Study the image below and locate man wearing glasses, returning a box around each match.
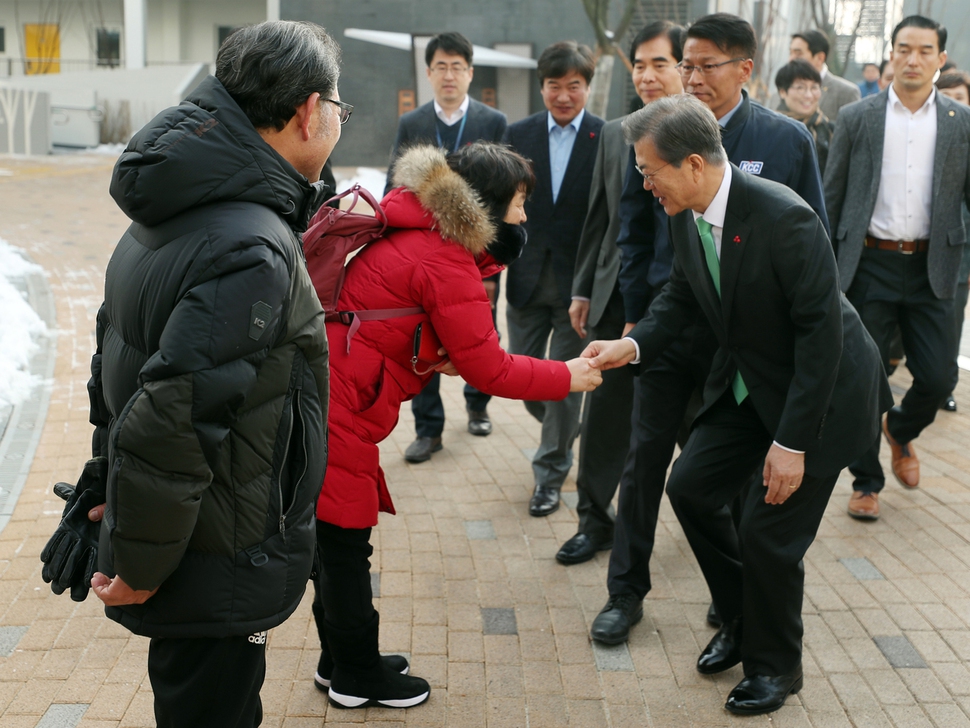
[589,13,828,647]
[385,31,508,463]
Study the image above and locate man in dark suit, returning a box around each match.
[503,42,605,517]
[384,32,508,463]
[585,94,891,716]
[555,21,685,565]
[590,13,829,646]
[825,15,970,520]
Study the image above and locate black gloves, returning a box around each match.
[40,457,107,602]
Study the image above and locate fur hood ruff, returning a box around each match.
[391,145,496,255]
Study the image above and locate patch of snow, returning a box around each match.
[335,167,388,202]
[0,238,48,408]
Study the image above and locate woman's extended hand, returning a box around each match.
[565,358,603,392]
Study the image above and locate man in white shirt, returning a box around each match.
[384,32,508,463]
[824,15,970,519]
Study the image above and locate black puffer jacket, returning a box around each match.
[89,75,330,638]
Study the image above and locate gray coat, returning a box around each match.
[824,88,970,299]
[819,72,861,121]
[570,117,629,329]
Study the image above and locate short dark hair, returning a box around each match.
[629,20,685,65]
[941,60,956,74]
[686,13,757,61]
[775,59,822,92]
[792,29,829,59]
[891,15,947,53]
[537,41,596,84]
[863,62,880,72]
[447,142,536,224]
[425,32,473,67]
[216,21,340,132]
[880,59,890,74]
[937,70,970,97]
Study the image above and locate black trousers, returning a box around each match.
[148,634,266,728]
[666,392,839,677]
[574,286,634,540]
[846,249,957,492]
[411,275,499,437]
[607,319,715,599]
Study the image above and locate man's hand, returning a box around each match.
[621,322,636,337]
[569,300,590,338]
[762,445,805,505]
[91,573,159,606]
[581,339,637,370]
[483,279,497,309]
[432,348,459,376]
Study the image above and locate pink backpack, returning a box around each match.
[303,184,424,352]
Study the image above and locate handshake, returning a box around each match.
[565,337,640,392]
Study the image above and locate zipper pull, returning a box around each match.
[279,515,285,534]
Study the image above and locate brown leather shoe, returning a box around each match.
[883,417,919,488]
[848,491,880,520]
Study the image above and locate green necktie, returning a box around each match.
[696,217,748,404]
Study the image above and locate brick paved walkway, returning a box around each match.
[1,153,969,727]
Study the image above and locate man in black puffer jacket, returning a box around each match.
[85,21,341,727]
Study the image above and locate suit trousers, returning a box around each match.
[574,285,634,540]
[846,249,957,492]
[411,276,499,437]
[148,633,266,728]
[607,320,714,599]
[666,391,839,677]
[506,259,586,490]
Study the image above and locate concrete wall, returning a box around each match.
[284,0,638,167]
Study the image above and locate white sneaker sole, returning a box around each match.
[327,687,429,709]
[314,663,410,690]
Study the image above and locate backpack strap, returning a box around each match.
[331,307,425,353]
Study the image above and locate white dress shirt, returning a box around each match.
[868,85,937,241]
[434,95,470,126]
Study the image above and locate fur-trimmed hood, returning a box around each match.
[386,145,496,255]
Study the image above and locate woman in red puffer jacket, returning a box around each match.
[312,143,602,710]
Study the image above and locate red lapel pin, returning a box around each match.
[590,132,596,138]
[733,235,741,243]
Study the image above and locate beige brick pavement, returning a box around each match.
[0,154,969,727]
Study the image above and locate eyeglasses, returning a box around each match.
[430,63,470,76]
[676,57,748,77]
[788,83,821,95]
[634,160,672,183]
[324,98,354,125]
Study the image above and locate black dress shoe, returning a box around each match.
[467,409,493,436]
[555,532,613,565]
[404,436,442,463]
[725,670,803,715]
[528,485,560,517]
[590,594,643,644]
[697,616,742,674]
[942,395,957,412]
[706,602,722,628]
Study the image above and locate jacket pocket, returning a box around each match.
[947,225,967,246]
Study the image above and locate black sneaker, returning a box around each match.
[314,653,410,691]
[328,662,430,709]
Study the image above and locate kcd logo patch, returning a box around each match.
[739,161,764,175]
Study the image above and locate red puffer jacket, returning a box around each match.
[318,147,571,529]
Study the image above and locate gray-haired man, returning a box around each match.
[585,94,890,715]
[82,21,339,727]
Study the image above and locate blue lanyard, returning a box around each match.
[436,111,468,152]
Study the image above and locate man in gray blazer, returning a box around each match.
[384,32,508,463]
[825,15,970,520]
[556,21,684,565]
[770,29,860,121]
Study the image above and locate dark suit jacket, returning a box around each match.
[824,89,970,299]
[385,98,507,195]
[630,166,891,477]
[571,116,628,328]
[504,110,606,308]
